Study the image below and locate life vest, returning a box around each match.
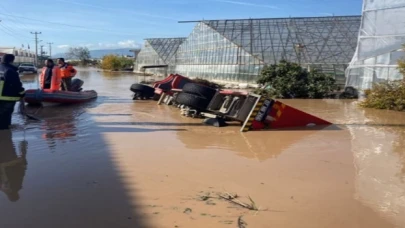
[39,67,62,91]
[59,63,77,79]
[0,63,25,101]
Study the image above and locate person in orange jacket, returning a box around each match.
[39,59,62,91]
[57,58,77,91]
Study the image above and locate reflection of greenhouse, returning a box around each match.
[135,16,362,84]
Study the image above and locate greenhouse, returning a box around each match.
[134,37,186,75]
[173,16,362,84]
[346,0,405,91]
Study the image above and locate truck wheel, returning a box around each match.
[130,83,155,97]
[182,83,217,100]
[175,92,210,110]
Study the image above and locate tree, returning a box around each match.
[257,60,309,98]
[256,60,337,98]
[100,54,133,71]
[65,47,91,65]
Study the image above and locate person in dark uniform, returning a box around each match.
[0,130,27,202]
[0,54,25,130]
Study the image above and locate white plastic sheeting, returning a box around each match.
[346,0,405,90]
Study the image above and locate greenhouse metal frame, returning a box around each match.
[134,37,186,75]
[346,0,405,91]
[174,16,361,84]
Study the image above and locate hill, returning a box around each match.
[54,48,135,59]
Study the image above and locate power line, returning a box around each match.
[0,2,31,31]
[0,12,173,37]
[0,20,31,39]
[0,13,91,29]
[0,19,30,45]
[31,31,41,66]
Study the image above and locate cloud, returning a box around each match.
[210,0,279,9]
[57,40,140,50]
[96,43,113,48]
[117,40,141,48]
[57,45,69,49]
[66,40,142,50]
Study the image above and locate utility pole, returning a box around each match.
[31,31,41,66]
[40,45,44,59]
[47,42,53,58]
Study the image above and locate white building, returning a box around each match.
[0,47,36,64]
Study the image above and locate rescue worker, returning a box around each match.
[39,59,62,90]
[0,54,25,130]
[57,58,77,91]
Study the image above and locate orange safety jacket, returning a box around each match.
[59,63,77,79]
[39,67,62,91]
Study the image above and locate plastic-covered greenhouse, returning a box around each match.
[172,16,361,84]
[134,38,186,75]
[346,0,405,91]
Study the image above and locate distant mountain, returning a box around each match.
[54,48,135,59]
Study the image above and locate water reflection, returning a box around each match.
[100,70,135,79]
[25,105,87,151]
[362,108,405,178]
[0,130,27,202]
[41,112,78,149]
[282,99,405,226]
[20,74,38,85]
[78,70,90,78]
[176,128,320,161]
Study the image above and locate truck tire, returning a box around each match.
[175,92,210,110]
[182,83,217,100]
[130,83,155,97]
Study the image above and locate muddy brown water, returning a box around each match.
[0,67,404,228]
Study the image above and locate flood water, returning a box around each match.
[1,67,405,228]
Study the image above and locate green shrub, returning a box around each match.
[307,70,338,98]
[101,55,133,71]
[192,78,223,89]
[252,87,277,98]
[360,47,405,111]
[360,80,405,111]
[256,60,337,99]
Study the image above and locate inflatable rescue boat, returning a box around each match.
[24,78,97,105]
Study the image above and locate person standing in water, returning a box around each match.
[0,54,25,130]
[57,58,77,91]
[39,59,62,90]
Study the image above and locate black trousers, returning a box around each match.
[0,101,16,130]
[61,78,72,91]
